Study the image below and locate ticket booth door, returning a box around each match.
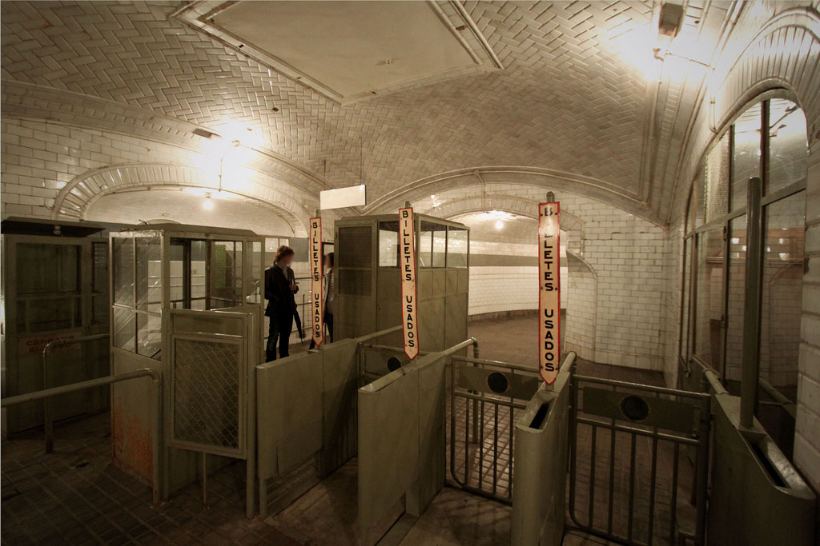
[3,236,108,433]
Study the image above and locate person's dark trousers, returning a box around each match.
[325,312,334,343]
[266,316,279,362]
[266,315,293,361]
[309,311,334,349]
[277,315,293,359]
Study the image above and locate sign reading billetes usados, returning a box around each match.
[538,202,560,384]
[309,216,324,347]
[399,207,419,359]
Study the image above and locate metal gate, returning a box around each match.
[167,307,259,516]
[568,372,711,545]
[447,355,540,503]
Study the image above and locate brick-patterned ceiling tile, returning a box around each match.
[1,0,742,223]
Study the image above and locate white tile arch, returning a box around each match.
[52,163,310,236]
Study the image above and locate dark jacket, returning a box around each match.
[265,264,295,320]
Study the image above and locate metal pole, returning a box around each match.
[740,176,763,429]
[694,397,711,545]
[353,324,403,345]
[152,375,161,506]
[201,452,208,506]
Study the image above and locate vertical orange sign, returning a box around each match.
[399,207,419,359]
[309,216,324,347]
[538,201,560,384]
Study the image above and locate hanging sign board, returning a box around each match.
[399,207,419,359]
[538,201,561,384]
[309,216,324,347]
[320,184,366,210]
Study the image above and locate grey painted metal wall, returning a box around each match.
[707,392,816,546]
[511,357,573,546]
[256,338,359,516]
[358,338,475,546]
[334,214,469,353]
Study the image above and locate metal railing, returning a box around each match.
[1,369,162,505]
[448,354,539,504]
[567,372,711,545]
[42,333,110,453]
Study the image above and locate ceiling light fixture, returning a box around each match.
[202,194,215,211]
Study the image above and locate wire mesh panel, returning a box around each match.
[168,310,251,459]
[173,336,241,453]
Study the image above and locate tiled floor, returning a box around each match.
[1,414,301,545]
[3,316,690,545]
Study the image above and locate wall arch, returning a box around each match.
[364,165,660,225]
[565,253,598,362]
[52,163,312,235]
[673,7,819,216]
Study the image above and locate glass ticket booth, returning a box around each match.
[334,213,469,352]
[109,224,264,491]
[1,218,110,435]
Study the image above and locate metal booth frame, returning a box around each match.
[108,223,265,513]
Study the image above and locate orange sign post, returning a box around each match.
[538,200,561,384]
[399,207,419,359]
[309,216,324,347]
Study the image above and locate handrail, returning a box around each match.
[360,337,480,394]
[2,369,162,506]
[688,355,728,395]
[573,374,711,400]
[353,324,403,344]
[758,378,797,419]
[358,343,433,357]
[450,355,539,375]
[42,333,110,453]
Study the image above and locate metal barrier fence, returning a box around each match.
[256,325,402,518]
[1,369,161,505]
[358,337,479,546]
[511,353,575,546]
[568,373,711,546]
[167,307,259,517]
[447,355,540,504]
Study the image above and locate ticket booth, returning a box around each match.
[1,218,110,435]
[109,224,265,494]
[334,213,469,353]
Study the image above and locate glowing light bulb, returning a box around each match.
[494,220,504,231]
[202,196,214,211]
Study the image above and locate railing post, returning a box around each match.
[740,177,763,429]
[152,374,162,506]
[42,342,55,454]
[694,396,711,545]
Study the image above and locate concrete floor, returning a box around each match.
[2,316,680,545]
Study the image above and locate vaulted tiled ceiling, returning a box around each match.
[1,1,733,224]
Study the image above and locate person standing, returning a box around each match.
[265,246,297,361]
[323,252,336,343]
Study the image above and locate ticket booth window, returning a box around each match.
[378,221,399,267]
[447,227,468,268]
